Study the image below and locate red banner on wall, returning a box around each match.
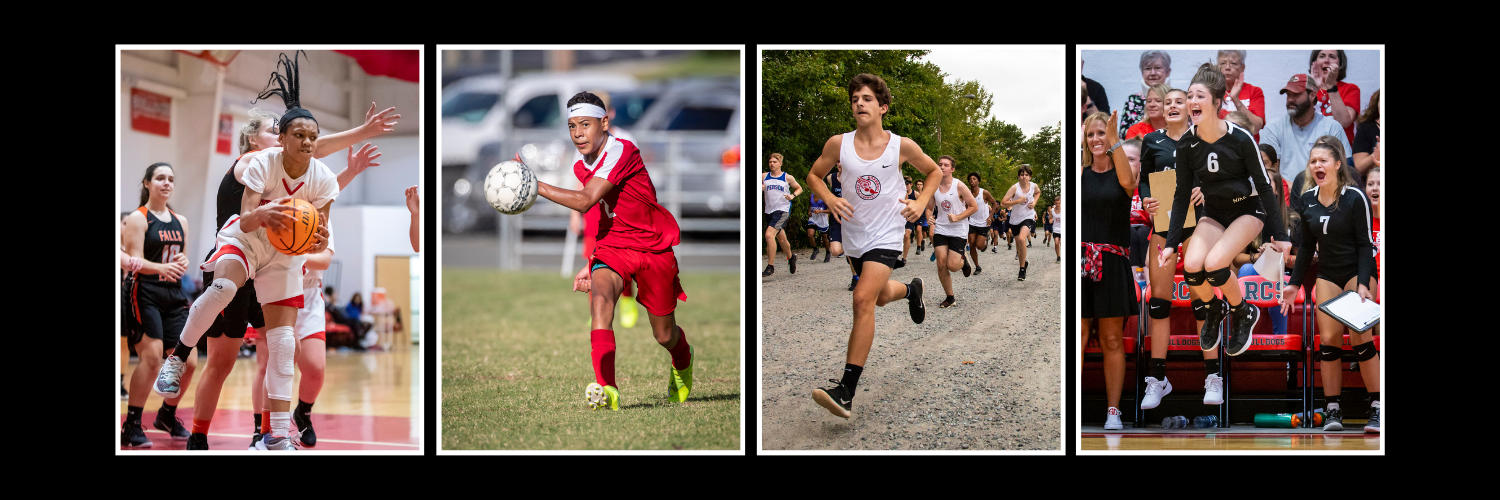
[217,113,234,154]
[131,88,171,137]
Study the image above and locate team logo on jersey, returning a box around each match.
[941,200,952,213]
[855,175,881,200]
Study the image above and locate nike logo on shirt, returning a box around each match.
[882,164,892,168]
[1156,139,1164,143]
[1189,143,1199,148]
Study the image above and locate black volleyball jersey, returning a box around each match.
[1165,122,1285,248]
[1137,128,1198,199]
[137,206,184,284]
[1288,185,1376,288]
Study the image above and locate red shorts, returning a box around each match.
[592,246,686,317]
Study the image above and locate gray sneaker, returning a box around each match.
[256,434,297,450]
[1364,401,1380,433]
[153,356,186,398]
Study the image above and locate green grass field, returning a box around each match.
[441,269,741,450]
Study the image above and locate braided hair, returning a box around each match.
[253,51,317,131]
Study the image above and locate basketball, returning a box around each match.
[267,198,320,255]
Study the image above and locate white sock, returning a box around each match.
[271,411,291,438]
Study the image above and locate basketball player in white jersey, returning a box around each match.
[153,52,336,451]
[926,156,979,308]
[762,153,801,277]
[804,73,941,419]
[965,172,999,275]
[999,165,1041,281]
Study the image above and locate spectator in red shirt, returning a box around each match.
[1217,50,1265,141]
[1309,50,1361,143]
[1125,84,1172,139]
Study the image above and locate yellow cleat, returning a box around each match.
[667,346,694,403]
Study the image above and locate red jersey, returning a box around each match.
[1316,81,1360,143]
[1124,120,1156,140]
[1219,82,1265,143]
[1129,189,1150,226]
[573,135,680,252]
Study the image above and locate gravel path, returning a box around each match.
[760,237,1062,450]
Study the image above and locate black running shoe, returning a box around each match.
[789,255,797,274]
[762,265,773,277]
[248,433,262,450]
[153,410,190,440]
[1364,402,1380,433]
[121,421,151,448]
[824,249,831,263]
[1019,261,1028,281]
[961,256,972,277]
[294,410,317,447]
[1323,407,1344,431]
[907,278,925,324]
[1224,302,1259,357]
[812,379,853,419]
[187,432,209,450]
[973,265,982,276]
[940,295,956,308]
[848,275,858,291]
[1199,299,1227,352]
[810,249,819,261]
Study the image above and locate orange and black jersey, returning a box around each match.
[136,206,184,284]
[1165,122,1285,249]
[1288,185,1376,288]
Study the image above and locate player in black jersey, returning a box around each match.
[1160,64,1290,359]
[159,103,396,450]
[121,162,195,447]
[1279,139,1378,432]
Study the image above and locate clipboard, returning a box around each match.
[1148,170,1196,233]
[1317,290,1380,332]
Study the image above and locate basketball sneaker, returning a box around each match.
[667,346,694,403]
[619,296,639,329]
[1203,374,1224,405]
[187,433,208,450]
[1323,405,1344,431]
[121,422,151,448]
[1364,401,1380,433]
[1140,376,1171,410]
[1225,303,1259,356]
[256,434,297,450]
[812,380,853,419]
[1198,299,1226,351]
[293,409,317,447]
[907,278,925,324]
[248,433,261,451]
[152,410,190,440]
[1104,407,1123,430]
[153,355,187,398]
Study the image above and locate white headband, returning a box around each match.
[568,103,607,119]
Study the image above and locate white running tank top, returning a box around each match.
[1051,206,1063,234]
[763,171,791,214]
[1009,181,1040,224]
[837,130,906,257]
[968,187,990,226]
[932,178,968,238]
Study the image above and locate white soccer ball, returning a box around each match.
[484,160,538,215]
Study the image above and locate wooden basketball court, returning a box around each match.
[1081,425,1381,451]
[119,349,420,451]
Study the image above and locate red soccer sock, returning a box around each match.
[192,418,211,435]
[667,326,691,370]
[590,329,616,388]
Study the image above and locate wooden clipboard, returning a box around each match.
[1149,170,1195,233]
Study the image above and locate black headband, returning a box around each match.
[280,108,317,131]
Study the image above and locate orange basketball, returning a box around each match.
[267,198,320,256]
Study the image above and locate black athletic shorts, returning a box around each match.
[1201,198,1264,229]
[1008,218,1035,236]
[203,271,262,339]
[932,233,967,251]
[828,218,842,243]
[905,220,918,231]
[764,211,788,232]
[969,224,989,236]
[129,281,188,353]
[1128,224,1152,267]
[849,248,904,272]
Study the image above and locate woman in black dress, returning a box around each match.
[1081,111,1137,430]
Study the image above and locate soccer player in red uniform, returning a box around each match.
[537,92,691,411]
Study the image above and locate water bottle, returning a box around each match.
[1162,415,1188,429]
[1253,413,1297,428]
[1193,415,1218,428]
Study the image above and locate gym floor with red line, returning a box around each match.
[120,349,420,452]
[1080,425,1381,451]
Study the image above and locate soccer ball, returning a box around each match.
[585,382,607,410]
[483,160,537,215]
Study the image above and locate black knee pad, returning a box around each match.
[1147,298,1172,319]
[1190,298,1210,321]
[1353,341,1378,361]
[1184,269,1207,287]
[1205,267,1233,287]
[1319,344,1343,362]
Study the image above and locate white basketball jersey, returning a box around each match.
[242,150,340,210]
[763,171,791,214]
[837,130,906,257]
[1008,181,1039,224]
[968,187,990,226]
[932,179,968,238]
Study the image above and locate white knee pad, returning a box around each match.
[181,278,239,348]
[264,326,296,402]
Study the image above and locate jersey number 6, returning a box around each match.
[1207,152,1219,172]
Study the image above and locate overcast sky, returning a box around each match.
[919,46,1064,138]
